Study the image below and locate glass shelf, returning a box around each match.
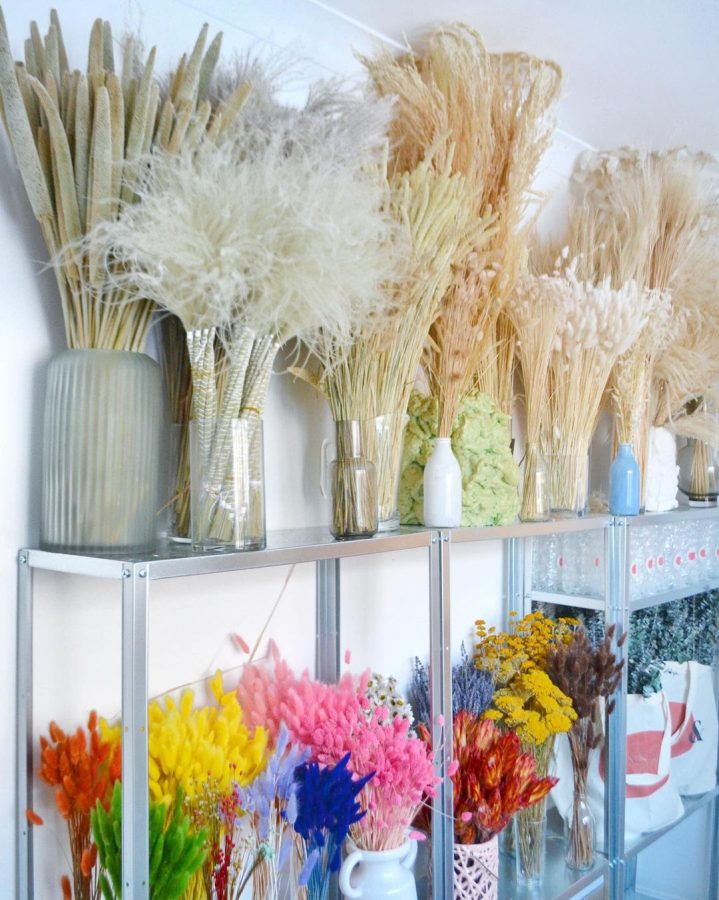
[499,834,608,899]
[21,526,433,578]
[624,785,719,859]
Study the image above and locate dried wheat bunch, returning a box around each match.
[362,24,562,434]
[0,10,243,351]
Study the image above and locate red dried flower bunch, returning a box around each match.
[37,711,121,900]
[421,712,557,844]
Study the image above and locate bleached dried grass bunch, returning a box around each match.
[89,79,397,540]
[0,10,242,351]
[528,255,649,512]
[363,25,562,434]
[571,147,719,445]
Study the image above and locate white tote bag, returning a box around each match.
[660,660,719,796]
[551,692,684,848]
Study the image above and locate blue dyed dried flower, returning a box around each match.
[294,753,373,899]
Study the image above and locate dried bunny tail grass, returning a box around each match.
[570,147,719,429]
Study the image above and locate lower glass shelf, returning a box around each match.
[499,833,608,900]
[623,785,719,858]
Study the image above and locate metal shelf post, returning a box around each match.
[605,516,630,899]
[16,552,33,900]
[315,558,341,683]
[429,530,453,900]
[121,563,150,898]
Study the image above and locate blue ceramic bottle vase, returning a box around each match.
[609,443,641,515]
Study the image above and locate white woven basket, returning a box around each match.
[452,836,499,900]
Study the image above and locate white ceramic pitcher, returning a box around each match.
[339,838,418,899]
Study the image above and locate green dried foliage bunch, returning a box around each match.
[0,8,246,350]
[91,781,206,899]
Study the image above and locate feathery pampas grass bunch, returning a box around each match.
[0,11,245,351]
[364,25,562,436]
[88,78,398,545]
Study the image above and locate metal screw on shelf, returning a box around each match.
[122,569,131,578]
[139,570,147,579]
[19,554,27,565]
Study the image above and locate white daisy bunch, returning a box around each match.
[363,672,414,726]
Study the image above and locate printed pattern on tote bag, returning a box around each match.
[661,661,719,796]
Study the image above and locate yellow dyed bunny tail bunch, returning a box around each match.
[148,671,268,809]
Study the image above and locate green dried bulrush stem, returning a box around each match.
[91,782,207,900]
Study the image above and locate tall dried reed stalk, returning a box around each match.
[571,148,719,445]
[0,11,242,351]
[363,25,562,436]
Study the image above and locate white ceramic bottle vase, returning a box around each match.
[423,437,462,527]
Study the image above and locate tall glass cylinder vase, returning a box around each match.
[374,412,409,531]
[548,449,590,517]
[190,415,266,551]
[41,349,165,553]
[330,420,378,540]
[678,438,719,505]
[514,806,546,886]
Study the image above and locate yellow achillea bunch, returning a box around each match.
[475,610,577,686]
[148,670,267,808]
[487,667,576,745]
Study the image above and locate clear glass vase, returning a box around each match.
[520,443,550,522]
[514,807,546,886]
[374,412,409,531]
[548,450,590,517]
[330,420,378,540]
[41,349,165,553]
[190,416,266,551]
[565,718,596,871]
[678,439,719,505]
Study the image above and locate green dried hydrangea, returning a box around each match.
[398,390,519,527]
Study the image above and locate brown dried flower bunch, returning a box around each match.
[546,625,625,730]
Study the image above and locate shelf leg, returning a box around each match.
[121,564,150,899]
[16,552,33,900]
[606,517,630,899]
[429,531,453,899]
[504,536,527,621]
[315,558,340,683]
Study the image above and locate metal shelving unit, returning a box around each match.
[16,509,719,899]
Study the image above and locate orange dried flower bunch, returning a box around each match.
[419,711,556,844]
[37,711,120,900]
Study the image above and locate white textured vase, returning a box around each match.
[423,437,462,527]
[644,426,679,512]
[339,839,418,899]
[41,349,165,553]
[453,837,498,900]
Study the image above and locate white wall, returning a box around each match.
[0,1,713,897]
